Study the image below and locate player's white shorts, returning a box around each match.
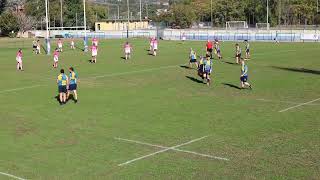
[16,57,22,63]
[58,44,62,48]
[125,49,131,54]
[153,45,158,50]
[182,37,186,41]
[71,42,74,46]
[54,56,59,62]
[92,51,97,57]
[93,42,98,46]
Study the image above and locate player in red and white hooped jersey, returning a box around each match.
[53,48,60,68]
[92,37,98,47]
[152,38,158,56]
[149,37,155,51]
[16,49,23,71]
[91,45,98,63]
[57,39,63,52]
[123,42,132,60]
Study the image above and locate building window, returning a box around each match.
[97,24,101,30]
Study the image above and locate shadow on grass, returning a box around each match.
[222,61,238,65]
[180,65,191,69]
[186,76,204,84]
[271,66,320,75]
[222,83,241,90]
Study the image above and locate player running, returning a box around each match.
[240,59,252,89]
[215,40,222,59]
[57,69,69,105]
[149,37,154,51]
[16,49,23,71]
[36,40,41,54]
[244,40,250,59]
[189,48,198,68]
[198,56,205,79]
[235,43,242,64]
[70,38,75,50]
[32,39,37,53]
[67,67,78,103]
[53,48,59,68]
[124,42,132,60]
[152,38,158,56]
[91,45,98,63]
[206,40,213,59]
[57,39,63,52]
[203,55,213,86]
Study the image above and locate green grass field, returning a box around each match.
[0,38,319,179]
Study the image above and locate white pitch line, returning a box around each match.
[256,98,320,106]
[115,137,229,161]
[279,97,320,112]
[0,64,182,95]
[0,85,43,94]
[0,172,26,180]
[118,136,210,166]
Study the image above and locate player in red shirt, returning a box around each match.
[206,40,213,59]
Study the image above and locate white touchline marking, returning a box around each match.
[256,99,320,106]
[279,97,320,112]
[0,64,183,94]
[0,85,43,94]
[0,171,26,180]
[115,137,229,161]
[117,136,228,166]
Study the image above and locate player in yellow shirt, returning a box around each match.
[57,69,69,105]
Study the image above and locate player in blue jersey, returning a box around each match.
[57,69,69,105]
[240,59,252,89]
[189,48,198,68]
[244,40,250,59]
[67,67,79,103]
[203,56,213,86]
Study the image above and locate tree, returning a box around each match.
[0,11,19,35]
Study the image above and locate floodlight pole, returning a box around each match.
[83,0,88,52]
[60,0,63,28]
[211,0,213,27]
[139,0,142,22]
[45,0,50,55]
[267,0,269,30]
[127,0,130,39]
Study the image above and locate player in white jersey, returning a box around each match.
[16,49,23,71]
[124,42,132,60]
[152,38,158,56]
[70,38,75,50]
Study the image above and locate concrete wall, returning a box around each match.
[95,21,149,31]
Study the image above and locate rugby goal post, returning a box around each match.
[226,21,248,30]
[256,23,270,30]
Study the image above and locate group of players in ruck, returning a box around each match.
[188,39,252,89]
[15,36,251,105]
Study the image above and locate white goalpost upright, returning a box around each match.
[45,0,50,55]
[226,21,248,30]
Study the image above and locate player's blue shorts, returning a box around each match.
[58,86,67,93]
[69,84,77,91]
[204,68,212,74]
[190,58,197,63]
[241,76,248,82]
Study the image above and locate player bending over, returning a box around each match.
[67,67,78,103]
[245,40,250,59]
[189,48,198,68]
[124,42,132,60]
[57,39,63,52]
[91,45,98,63]
[235,43,242,64]
[53,48,59,68]
[16,49,23,71]
[152,38,158,56]
[57,69,69,105]
[240,59,252,90]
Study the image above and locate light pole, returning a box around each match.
[45,0,50,55]
[83,0,88,52]
[267,0,269,30]
[211,0,213,27]
[127,0,130,38]
[139,0,142,22]
[60,0,63,28]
